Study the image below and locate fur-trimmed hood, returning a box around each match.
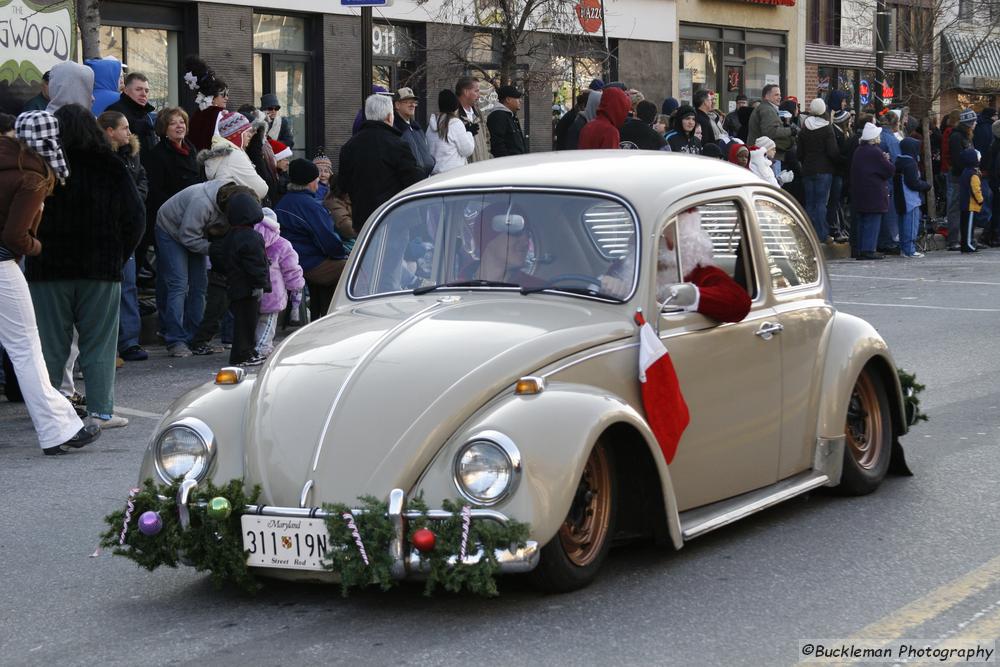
[197,135,237,167]
[117,133,141,159]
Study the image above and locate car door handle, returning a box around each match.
[754,322,783,340]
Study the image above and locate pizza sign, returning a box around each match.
[575,0,603,33]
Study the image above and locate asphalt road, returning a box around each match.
[2,250,1000,666]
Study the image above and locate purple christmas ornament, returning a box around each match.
[138,511,163,536]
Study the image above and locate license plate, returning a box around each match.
[241,515,330,571]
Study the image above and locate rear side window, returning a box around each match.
[755,199,819,290]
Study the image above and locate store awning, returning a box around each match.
[943,33,1000,91]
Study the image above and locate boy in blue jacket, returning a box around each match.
[894,137,931,257]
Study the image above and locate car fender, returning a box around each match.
[816,312,907,442]
[410,381,684,550]
[137,378,255,486]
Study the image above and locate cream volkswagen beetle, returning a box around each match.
[138,152,913,592]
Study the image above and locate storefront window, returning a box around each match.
[859,70,898,108]
[253,14,307,51]
[679,39,719,104]
[99,25,179,110]
[254,13,311,159]
[745,45,781,101]
[552,55,604,113]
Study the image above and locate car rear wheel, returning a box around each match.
[837,368,892,495]
[530,441,617,593]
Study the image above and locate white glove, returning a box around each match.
[778,170,795,184]
[666,283,698,307]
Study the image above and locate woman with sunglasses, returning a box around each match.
[184,55,230,151]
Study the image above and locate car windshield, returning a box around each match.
[349,191,639,300]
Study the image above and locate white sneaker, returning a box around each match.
[87,414,129,429]
[904,252,925,258]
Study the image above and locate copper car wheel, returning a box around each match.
[846,372,885,470]
[558,444,613,568]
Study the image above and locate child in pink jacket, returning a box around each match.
[254,208,305,355]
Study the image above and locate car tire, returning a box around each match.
[837,368,892,496]
[529,441,617,593]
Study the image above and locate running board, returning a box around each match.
[678,471,830,541]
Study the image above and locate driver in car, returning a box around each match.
[464,202,545,288]
[657,209,751,323]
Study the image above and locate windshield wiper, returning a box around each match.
[413,279,521,295]
[520,285,622,300]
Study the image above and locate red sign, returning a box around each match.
[575,0,603,33]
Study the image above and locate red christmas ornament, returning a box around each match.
[412,528,436,553]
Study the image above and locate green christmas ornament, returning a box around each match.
[207,496,232,520]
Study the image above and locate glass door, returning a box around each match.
[272,57,308,159]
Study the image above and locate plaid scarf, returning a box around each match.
[14,111,69,181]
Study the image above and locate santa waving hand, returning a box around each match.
[657,209,751,323]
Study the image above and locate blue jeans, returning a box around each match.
[803,173,833,241]
[857,212,882,252]
[118,254,140,351]
[898,208,921,255]
[946,175,960,243]
[879,192,900,249]
[154,227,207,347]
[827,175,844,235]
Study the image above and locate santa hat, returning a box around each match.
[268,138,292,161]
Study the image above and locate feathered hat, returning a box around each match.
[183,55,228,111]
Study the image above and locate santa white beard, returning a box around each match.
[657,213,716,303]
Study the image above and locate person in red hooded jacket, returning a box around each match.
[578,87,630,149]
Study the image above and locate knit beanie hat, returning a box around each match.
[636,100,657,123]
[268,138,292,161]
[832,110,851,125]
[438,89,459,114]
[288,158,320,186]
[808,98,826,116]
[959,108,977,125]
[313,149,332,170]
[860,122,881,141]
[755,136,776,151]
[661,97,679,116]
[589,78,605,91]
[218,110,251,140]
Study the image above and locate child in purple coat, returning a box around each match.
[254,207,305,355]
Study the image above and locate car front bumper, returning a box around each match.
[174,481,540,578]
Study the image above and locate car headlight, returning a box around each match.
[453,431,521,506]
[153,418,215,483]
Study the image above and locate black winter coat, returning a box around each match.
[106,93,159,162]
[949,128,972,177]
[144,139,202,226]
[212,226,270,300]
[796,122,841,176]
[116,140,148,203]
[619,118,667,150]
[486,107,527,157]
[338,121,423,233]
[25,148,145,282]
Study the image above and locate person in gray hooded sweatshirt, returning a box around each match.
[566,90,602,150]
[46,61,95,113]
[155,179,230,356]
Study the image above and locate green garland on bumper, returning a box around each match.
[321,496,530,597]
[102,481,530,597]
[898,367,928,424]
[100,478,261,593]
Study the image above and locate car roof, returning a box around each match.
[403,151,769,219]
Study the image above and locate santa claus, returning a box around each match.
[657,209,751,323]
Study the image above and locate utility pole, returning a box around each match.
[361,6,373,108]
[874,0,890,111]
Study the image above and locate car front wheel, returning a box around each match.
[530,441,617,593]
[837,368,892,495]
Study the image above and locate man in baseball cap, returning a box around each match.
[393,86,435,177]
[487,84,527,157]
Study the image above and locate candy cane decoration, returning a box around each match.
[342,512,369,566]
[459,505,471,561]
[119,487,141,546]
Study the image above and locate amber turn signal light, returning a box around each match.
[514,376,545,395]
[215,367,246,385]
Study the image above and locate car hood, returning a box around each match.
[245,295,631,507]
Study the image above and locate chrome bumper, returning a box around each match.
[175,484,540,577]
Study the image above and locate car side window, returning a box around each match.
[755,199,819,291]
[656,201,755,302]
